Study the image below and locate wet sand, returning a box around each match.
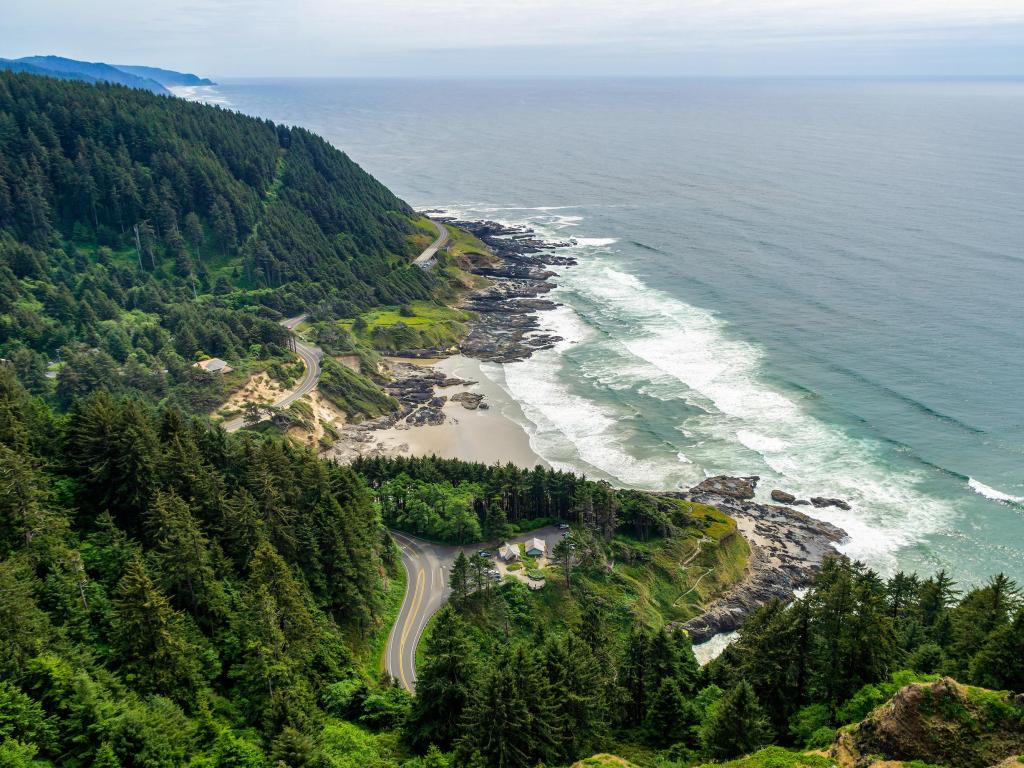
[370,355,545,468]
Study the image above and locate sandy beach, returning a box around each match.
[342,355,546,468]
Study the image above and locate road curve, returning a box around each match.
[222,314,322,433]
[385,531,455,691]
[384,526,566,691]
[412,219,449,269]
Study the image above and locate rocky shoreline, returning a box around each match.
[324,224,849,644]
[324,217,574,459]
[668,475,849,643]
[440,218,575,363]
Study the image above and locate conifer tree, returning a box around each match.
[111,556,203,701]
[406,606,479,752]
[700,680,772,760]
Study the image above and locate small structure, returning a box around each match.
[194,357,233,374]
[498,542,520,562]
[524,537,546,557]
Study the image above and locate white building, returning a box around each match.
[524,538,546,557]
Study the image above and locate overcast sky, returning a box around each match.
[5,0,1023,77]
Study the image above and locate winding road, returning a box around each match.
[385,526,565,691]
[222,314,322,433]
[221,218,447,433]
[413,219,449,268]
[386,531,457,691]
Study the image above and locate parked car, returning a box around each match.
[557,522,570,530]
[478,550,493,558]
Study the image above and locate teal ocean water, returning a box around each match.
[178,78,1024,584]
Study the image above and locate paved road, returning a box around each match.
[222,314,323,433]
[386,531,457,691]
[412,219,449,269]
[385,526,565,691]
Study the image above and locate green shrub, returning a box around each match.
[789,704,831,748]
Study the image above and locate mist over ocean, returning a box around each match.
[182,77,1024,584]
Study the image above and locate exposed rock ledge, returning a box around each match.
[667,475,848,643]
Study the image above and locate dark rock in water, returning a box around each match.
[770,489,797,504]
[810,496,852,511]
[793,499,811,505]
[439,217,578,363]
[690,475,759,500]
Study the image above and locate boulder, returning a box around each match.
[690,475,759,500]
[810,496,852,511]
[770,489,797,504]
[450,391,485,410]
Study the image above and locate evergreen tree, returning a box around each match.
[700,681,772,760]
[645,677,696,748]
[546,632,606,760]
[110,556,204,702]
[449,552,470,604]
[968,609,1024,692]
[406,606,479,752]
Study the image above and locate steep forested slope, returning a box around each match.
[0,365,406,766]
[0,70,435,412]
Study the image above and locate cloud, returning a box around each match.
[3,0,1022,75]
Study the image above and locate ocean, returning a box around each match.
[177,77,1024,585]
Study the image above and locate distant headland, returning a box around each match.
[0,55,214,94]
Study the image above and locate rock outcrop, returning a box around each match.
[811,496,852,511]
[443,218,577,363]
[832,678,1024,768]
[691,475,759,500]
[450,391,485,410]
[671,476,847,643]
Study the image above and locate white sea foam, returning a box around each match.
[969,478,1024,504]
[573,237,618,247]
[507,254,957,571]
[438,205,961,573]
[693,631,738,665]
[168,85,232,107]
[498,305,686,487]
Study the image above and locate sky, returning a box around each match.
[4,0,1023,77]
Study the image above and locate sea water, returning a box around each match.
[178,77,1024,585]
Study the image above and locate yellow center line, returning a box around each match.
[398,567,425,690]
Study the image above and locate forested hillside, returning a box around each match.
[0,70,436,413]
[0,366,410,767]
[407,557,1023,768]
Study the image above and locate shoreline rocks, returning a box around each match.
[442,218,576,363]
[450,391,485,410]
[770,489,796,504]
[670,475,849,643]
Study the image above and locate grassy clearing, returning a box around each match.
[448,506,750,667]
[444,223,492,261]
[341,300,471,352]
[695,746,837,767]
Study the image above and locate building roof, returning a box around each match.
[498,542,520,561]
[194,357,233,373]
[525,537,546,553]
